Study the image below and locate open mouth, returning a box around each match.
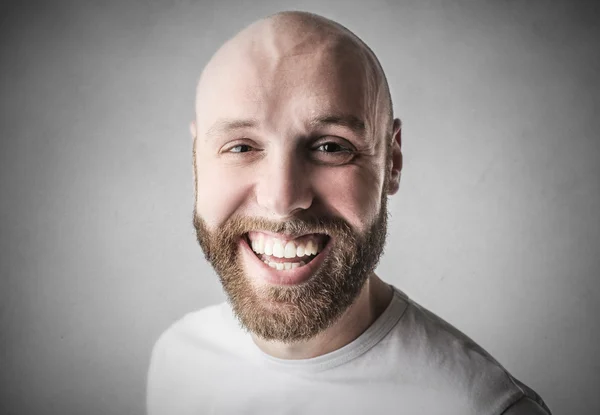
[244,231,330,271]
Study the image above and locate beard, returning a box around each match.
[193,196,389,344]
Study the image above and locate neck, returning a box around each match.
[252,273,393,360]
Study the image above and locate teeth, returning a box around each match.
[264,239,273,256]
[305,240,316,256]
[284,241,296,258]
[255,234,264,254]
[272,240,284,258]
[265,261,306,270]
[249,234,324,258]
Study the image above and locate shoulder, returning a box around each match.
[149,301,248,362]
[388,288,551,414]
[147,302,252,414]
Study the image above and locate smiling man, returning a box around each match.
[147,11,551,415]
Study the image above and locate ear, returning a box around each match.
[190,120,199,203]
[387,118,402,195]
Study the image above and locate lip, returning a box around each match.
[239,234,332,286]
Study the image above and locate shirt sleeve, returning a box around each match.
[501,396,552,415]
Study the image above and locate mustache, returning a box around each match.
[193,212,354,239]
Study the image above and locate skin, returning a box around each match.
[191,12,403,359]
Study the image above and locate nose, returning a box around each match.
[255,149,313,218]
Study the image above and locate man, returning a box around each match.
[147,11,551,415]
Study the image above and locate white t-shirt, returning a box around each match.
[147,286,551,415]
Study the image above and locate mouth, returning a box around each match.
[239,231,331,285]
[245,231,328,268]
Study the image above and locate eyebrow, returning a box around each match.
[205,118,258,140]
[308,114,366,136]
[205,114,367,140]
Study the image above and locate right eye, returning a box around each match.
[228,144,253,153]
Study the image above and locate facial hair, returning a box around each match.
[193,196,389,344]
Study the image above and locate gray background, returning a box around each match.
[1,0,599,414]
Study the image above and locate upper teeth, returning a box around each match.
[249,234,321,259]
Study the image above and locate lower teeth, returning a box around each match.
[264,260,306,270]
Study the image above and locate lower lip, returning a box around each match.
[239,237,331,286]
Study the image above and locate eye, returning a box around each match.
[316,142,349,153]
[312,140,356,165]
[228,144,253,153]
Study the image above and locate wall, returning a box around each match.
[1,0,598,413]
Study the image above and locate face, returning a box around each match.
[192,32,398,342]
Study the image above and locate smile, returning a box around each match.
[244,231,329,270]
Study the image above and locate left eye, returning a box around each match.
[315,143,349,153]
[311,140,356,165]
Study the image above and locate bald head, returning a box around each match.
[194,11,394,146]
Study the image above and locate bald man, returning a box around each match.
[147,11,551,415]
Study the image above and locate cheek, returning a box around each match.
[315,164,384,231]
[195,158,253,228]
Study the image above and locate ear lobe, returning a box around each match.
[387,118,402,196]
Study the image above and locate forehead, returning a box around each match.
[195,35,374,136]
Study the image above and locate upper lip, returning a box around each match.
[244,231,330,243]
[245,230,324,238]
